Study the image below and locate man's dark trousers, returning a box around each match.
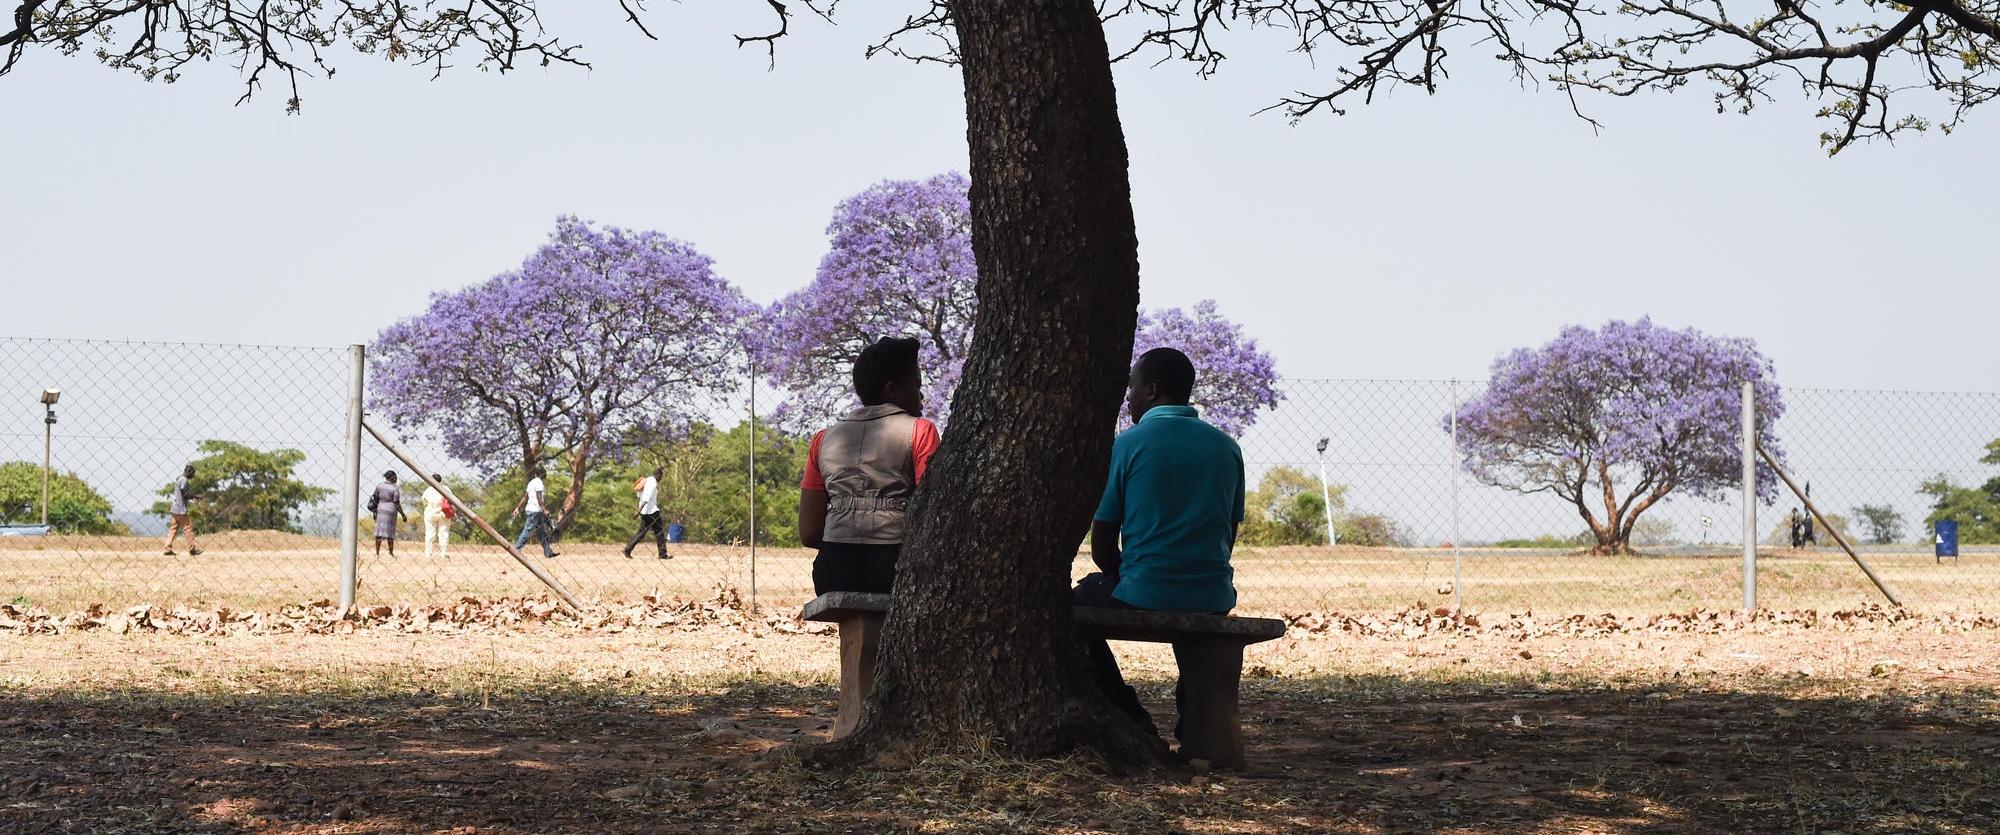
[514,511,555,557]
[625,511,668,558]
[1072,573,1164,737]
[1074,572,1232,743]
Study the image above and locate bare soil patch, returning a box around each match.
[9,536,1997,616]
[2,602,1996,833]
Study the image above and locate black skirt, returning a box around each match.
[811,541,901,596]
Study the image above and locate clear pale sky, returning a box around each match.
[3,4,1992,390]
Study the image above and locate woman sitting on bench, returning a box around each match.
[796,337,942,595]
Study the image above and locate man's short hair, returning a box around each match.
[1136,347,1196,403]
[853,337,921,406]
[528,465,545,478]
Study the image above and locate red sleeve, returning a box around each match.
[911,419,942,484]
[801,430,827,491]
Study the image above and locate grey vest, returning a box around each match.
[819,404,919,545]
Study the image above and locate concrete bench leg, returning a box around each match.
[834,611,884,738]
[1173,639,1246,769]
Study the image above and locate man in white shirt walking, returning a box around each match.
[511,465,558,559]
[622,466,671,560]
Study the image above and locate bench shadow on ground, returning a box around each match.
[0,674,1994,834]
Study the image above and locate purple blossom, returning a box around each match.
[370,216,754,526]
[1451,318,1784,553]
[752,173,977,428]
[1131,301,1283,436]
[749,174,1282,436]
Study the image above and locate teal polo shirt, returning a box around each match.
[1093,405,1245,613]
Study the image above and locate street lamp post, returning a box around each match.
[39,389,60,527]
[1315,437,1336,547]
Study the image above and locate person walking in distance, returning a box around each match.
[162,463,201,556]
[422,474,453,559]
[623,466,671,560]
[796,337,941,594]
[512,465,558,559]
[371,471,407,557]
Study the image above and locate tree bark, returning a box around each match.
[553,420,596,533]
[1569,487,1617,554]
[811,0,1161,768]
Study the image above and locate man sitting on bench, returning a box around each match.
[1076,346,1246,742]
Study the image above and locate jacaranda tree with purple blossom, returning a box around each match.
[370,216,753,533]
[756,173,978,427]
[754,174,1280,436]
[1452,319,1783,555]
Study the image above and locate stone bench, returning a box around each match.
[801,591,1286,768]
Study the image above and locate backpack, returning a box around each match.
[441,496,456,520]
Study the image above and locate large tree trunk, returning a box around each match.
[812,0,1161,767]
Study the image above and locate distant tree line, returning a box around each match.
[451,421,808,547]
[0,461,123,534]
[1236,466,1407,548]
[1918,439,2000,544]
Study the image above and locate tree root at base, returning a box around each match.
[804,698,1168,775]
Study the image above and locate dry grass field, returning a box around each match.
[4,533,1996,616]
[1,600,1995,833]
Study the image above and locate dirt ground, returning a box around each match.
[6,534,1996,616]
[2,600,1996,834]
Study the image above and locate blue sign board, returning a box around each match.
[1935,520,1960,560]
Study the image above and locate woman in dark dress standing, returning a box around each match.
[372,471,407,556]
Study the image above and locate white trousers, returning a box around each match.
[424,511,451,557]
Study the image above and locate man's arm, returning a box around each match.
[798,489,829,549]
[1229,450,1245,553]
[1090,520,1121,579]
[1090,436,1126,579]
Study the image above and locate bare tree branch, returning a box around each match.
[1079,0,2000,152]
[735,0,838,69]
[5,0,1993,149]
[3,0,596,112]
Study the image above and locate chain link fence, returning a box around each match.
[0,338,354,610]
[4,337,1995,616]
[0,337,779,614]
[1237,380,2000,615]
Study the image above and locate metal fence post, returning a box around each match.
[1741,380,1757,611]
[1449,379,1463,614]
[1315,442,1337,546]
[747,354,759,616]
[40,404,52,526]
[338,345,365,610]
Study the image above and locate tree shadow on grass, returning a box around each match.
[1235,673,1999,834]
[0,674,1994,834]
